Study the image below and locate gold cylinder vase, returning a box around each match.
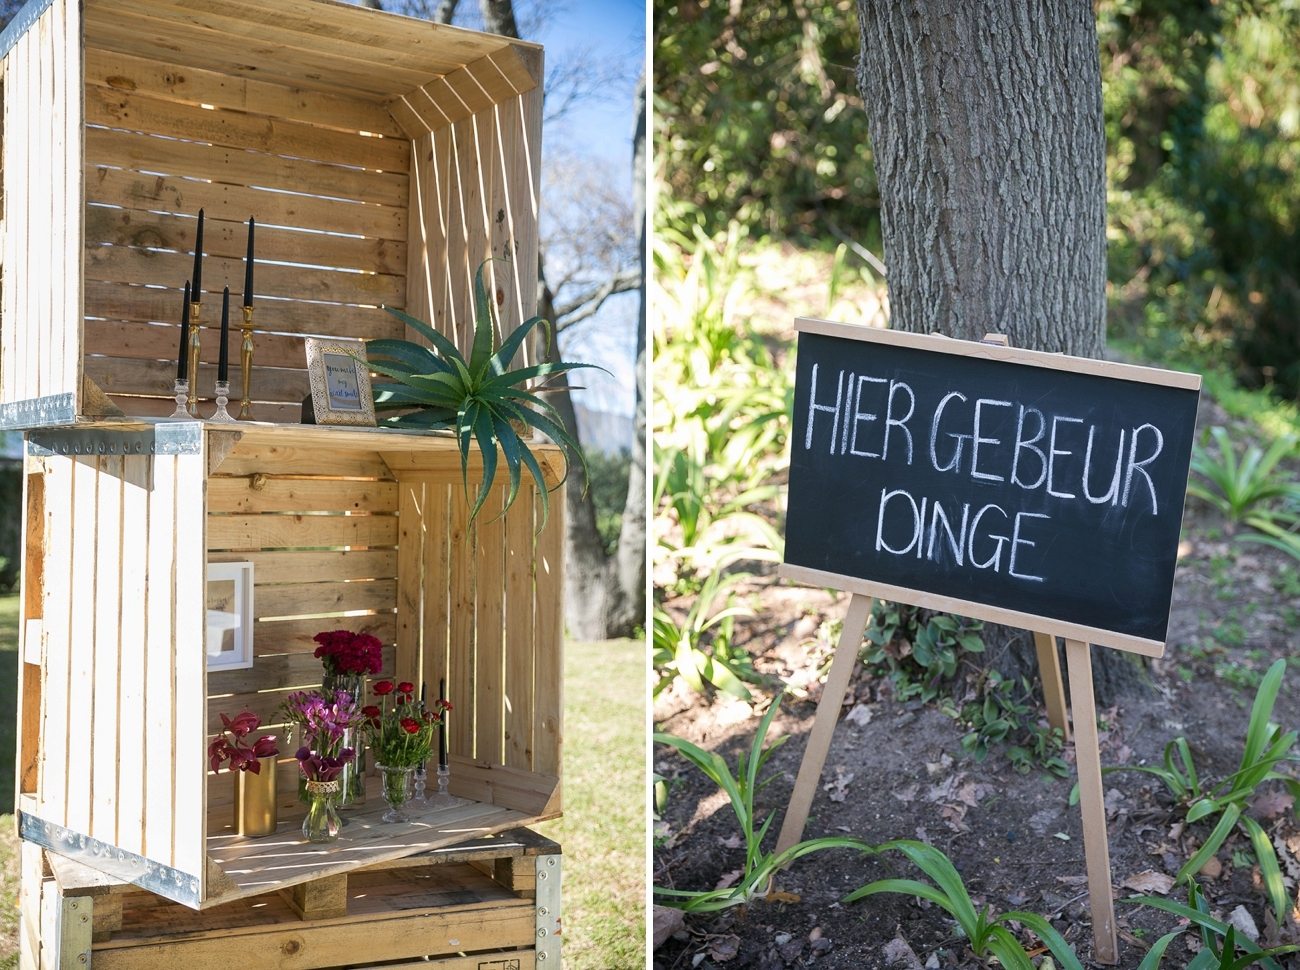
[233,756,278,837]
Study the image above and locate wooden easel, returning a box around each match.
[774,335,1118,964]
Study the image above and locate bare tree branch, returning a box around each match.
[555,270,640,333]
[434,0,458,23]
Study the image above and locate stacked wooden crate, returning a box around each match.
[0,0,565,965]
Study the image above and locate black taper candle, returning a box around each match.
[177,281,191,381]
[438,677,448,769]
[243,217,255,308]
[191,208,204,300]
[218,287,231,382]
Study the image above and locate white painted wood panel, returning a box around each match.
[37,455,72,823]
[172,448,207,883]
[115,454,149,856]
[90,455,123,843]
[142,453,176,863]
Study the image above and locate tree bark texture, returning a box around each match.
[856,0,1107,355]
[856,1,1146,703]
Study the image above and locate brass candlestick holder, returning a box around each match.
[187,301,203,417]
[239,305,255,420]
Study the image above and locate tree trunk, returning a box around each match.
[856,0,1147,703]
[478,0,518,38]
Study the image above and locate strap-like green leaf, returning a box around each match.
[490,314,548,376]
[1136,930,1184,970]
[843,878,955,915]
[381,304,466,366]
[996,912,1084,970]
[365,338,450,374]
[1241,815,1289,923]
[985,926,1035,970]
[469,261,497,378]
[467,404,498,522]
[1177,803,1241,884]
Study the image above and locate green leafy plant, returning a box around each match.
[367,260,603,524]
[653,569,759,700]
[1188,427,1299,531]
[845,840,1083,970]
[958,672,1069,777]
[654,691,870,911]
[862,602,985,703]
[1129,879,1298,969]
[1071,659,1300,921]
[1241,504,1300,563]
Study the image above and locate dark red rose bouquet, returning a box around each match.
[312,629,383,676]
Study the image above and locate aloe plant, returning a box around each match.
[366,261,603,523]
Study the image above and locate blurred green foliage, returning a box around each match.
[655,0,1300,397]
[582,447,632,556]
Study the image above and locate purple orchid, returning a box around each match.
[295,745,356,782]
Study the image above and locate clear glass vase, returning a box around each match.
[322,672,367,808]
[302,780,341,843]
[376,764,413,823]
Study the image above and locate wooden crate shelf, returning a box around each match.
[24,828,560,969]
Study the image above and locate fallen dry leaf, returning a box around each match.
[652,905,685,950]
[1056,874,1089,886]
[1253,788,1295,820]
[718,834,743,849]
[708,935,741,962]
[883,936,923,968]
[714,868,743,891]
[845,703,874,727]
[823,766,854,802]
[893,783,919,805]
[766,889,802,904]
[1121,870,1175,895]
[1199,855,1223,880]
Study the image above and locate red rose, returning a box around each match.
[374,681,395,696]
[437,699,453,711]
[397,681,415,696]
[362,705,380,718]
[400,717,420,734]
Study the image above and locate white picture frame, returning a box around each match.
[207,561,254,671]
[304,336,376,426]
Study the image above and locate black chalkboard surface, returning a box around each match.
[781,320,1201,653]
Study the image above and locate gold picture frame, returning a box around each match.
[304,336,376,426]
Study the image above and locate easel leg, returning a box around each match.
[775,594,874,857]
[1033,631,1070,741]
[1065,638,1117,964]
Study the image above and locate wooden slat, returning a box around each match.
[421,483,450,743]
[84,281,402,342]
[38,457,74,822]
[475,487,504,766]
[491,96,524,342]
[513,49,543,357]
[404,130,434,332]
[206,549,397,585]
[249,613,396,656]
[381,445,563,488]
[442,122,469,351]
[533,485,563,779]
[40,1,57,400]
[503,486,534,771]
[454,112,489,354]
[84,206,408,278]
[84,244,407,308]
[84,320,309,373]
[395,479,424,688]
[64,457,99,834]
[214,444,394,480]
[399,46,537,137]
[84,47,406,137]
[87,124,408,207]
[207,478,397,514]
[84,3,441,101]
[85,356,310,406]
[143,453,175,862]
[206,513,398,551]
[85,80,410,172]
[207,646,395,698]
[90,455,123,844]
[252,578,397,619]
[109,394,306,424]
[447,486,474,759]
[173,449,208,882]
[115,455,150,855]
[2,51,17,403]
[18,470,46,797]
[65,0,87,405]
[85,166,407,242]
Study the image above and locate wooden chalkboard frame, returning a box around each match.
[776,317,1203,659]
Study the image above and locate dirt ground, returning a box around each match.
[654,400,1300,969]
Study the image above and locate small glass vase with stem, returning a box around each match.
[362,680,445,823]
[278,690,366,843]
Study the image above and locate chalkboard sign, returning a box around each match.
[780,319,1201,655]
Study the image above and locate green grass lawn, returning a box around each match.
[536,639,647,969]
[0,598,646,968]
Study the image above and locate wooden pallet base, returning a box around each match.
[21,829,560,970]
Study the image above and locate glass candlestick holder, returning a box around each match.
[169,379,191,418]
[412,764,428,804]
[432,764,454,807]
[210,380,237,423]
